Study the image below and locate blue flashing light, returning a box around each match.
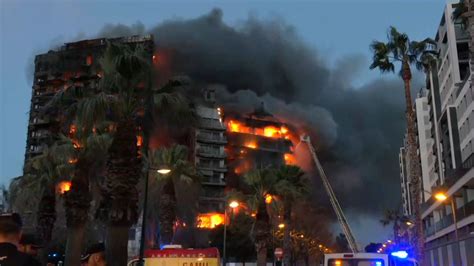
[375,262,382,266]
[391,251,408,259]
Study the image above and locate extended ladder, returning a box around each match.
[301,135,359,253]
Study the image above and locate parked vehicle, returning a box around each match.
[324,252,418,266]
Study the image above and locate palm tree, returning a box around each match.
[274,165,308,266]
[243,168,280,266]
[51,131,112,266]
[26,145,73,263]
[146,145,199,246]
[380,209,404,243]
[370,27,436,264]
[52,42,194,264]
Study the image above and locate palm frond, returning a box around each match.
[75,92,115,130]
[147,145,199,184]
[369,41,396,73]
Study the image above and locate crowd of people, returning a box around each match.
[0,213,106,266]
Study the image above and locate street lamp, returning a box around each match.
[138,165,171,266]
[433,191,462,265]
[434,192,448,202]
[278,223,285,229]
[223,200,239,266]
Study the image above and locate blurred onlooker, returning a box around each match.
[0,213,41,266]
[81,243,107,266]
[19,233,42,257]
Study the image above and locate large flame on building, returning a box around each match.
[226,117,298,168]
[227,120,291,140]
[196,213,226,229]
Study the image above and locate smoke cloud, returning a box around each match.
[94,9,424,216]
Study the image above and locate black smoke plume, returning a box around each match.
[95,9,423,217]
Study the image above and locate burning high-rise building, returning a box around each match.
[23,33,301,239]
[24,35,154,167]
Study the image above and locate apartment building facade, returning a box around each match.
[400,3,474,265]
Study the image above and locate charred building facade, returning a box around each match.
[25,35,154,168]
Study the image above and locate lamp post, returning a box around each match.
[138,166,171,266]
[434,191,462,265]
[223,200,239,266]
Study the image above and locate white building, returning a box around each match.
[401,3,474,265]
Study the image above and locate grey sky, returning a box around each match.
[1,0,447,244]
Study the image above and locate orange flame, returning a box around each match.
[196,213,225,229]
[284,153,296,165]
[72,139,82,149]
[244,141,257,149]
[57,181,71,194]
[265,194,273,204]
[227,120,292,140]
[136,135,143,147]
[68,158,78,164]
[69,124,77,135]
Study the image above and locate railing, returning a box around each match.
[425,225,436,237]
[426,200,474,236]
[457,50,469,61]
[198,119,226,130]
[455,23,469,40]
[196,133,227,143]
[202,177,226,185]
[197,148,226,158]
[200,190,225,199]
[196,163,227,171]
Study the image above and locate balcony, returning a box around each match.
[201,177,226,186]
[29,118,50,126]
[200,189,225,200]
[196,133,227,144]
[455,23,469,40]
[196,163,227,172]
[196,148,226,158]
[198,119,226,131]
[425,199,474,238]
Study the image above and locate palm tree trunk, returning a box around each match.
[37,185,56,264]
[65,224,86,266]
[97,118,140,265]
[106,224,130,265]
[283,201,291,266]
[255,200,270,266]
[256,246,267,266]
[393,222,400,244]
[402,60,424,264]
[64,160,91,266]
[159,179,177,246]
